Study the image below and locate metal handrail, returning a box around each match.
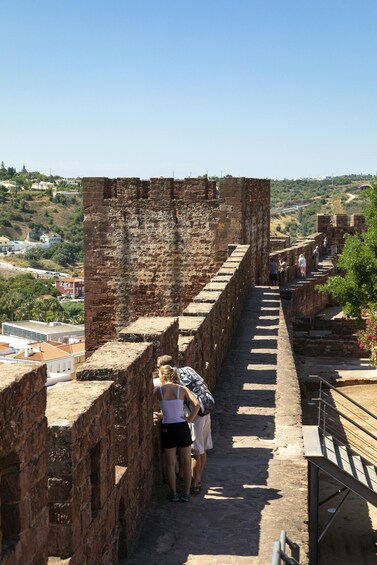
[271,531,300,564]
[321,390,377,433]
[319,399,377,443]
[311,374,377,422]
[320,416,376,457]
[313,377,377,468]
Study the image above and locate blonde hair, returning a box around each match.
[159,365,179,384]
[157,355,173,368]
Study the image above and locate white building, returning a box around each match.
[2,320,84,343]
[12,342,74,385]
[31,181,55,191]
[0,181,20,191]
[39,232,62,246]
[0,237,14,253]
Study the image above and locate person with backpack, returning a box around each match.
[157,355,214,494]
[153,364,200,502]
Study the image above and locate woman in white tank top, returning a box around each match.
[153,365,200,501]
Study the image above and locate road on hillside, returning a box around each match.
[0,261,68,278]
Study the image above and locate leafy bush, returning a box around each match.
[358,310,377,366]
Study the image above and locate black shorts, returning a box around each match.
[270,273,277,282]
[161,422,192,449]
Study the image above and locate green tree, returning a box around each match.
[319,182,377,317]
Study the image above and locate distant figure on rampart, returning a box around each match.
[312,246,320,270]
[153,365,199,502]
[157,355,214,496]
[322,236,328,255]
[298,253,307,278]
[269,257,278,286]
[278,256,288,286]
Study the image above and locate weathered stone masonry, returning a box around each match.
[83,177,270,355]
[0,364,48,565]
[317,213,367,252]
[0,244,254,563]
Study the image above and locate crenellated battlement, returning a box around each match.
[83,176,270,355]
[317,213,367,231]
[317,213,367,252]
[83,176,270,210]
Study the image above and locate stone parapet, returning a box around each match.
[179,244,252,388]
[46,381,115,562]
[316,213,367,253]
[0,363,48,565]
[76,341,157,556]
[292,316,363,358]
[270,233,324,284]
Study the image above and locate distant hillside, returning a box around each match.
[0,165,374,261]
[271,174,373,241]
[0,161,83,272]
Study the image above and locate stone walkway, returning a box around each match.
[125,287,307,565]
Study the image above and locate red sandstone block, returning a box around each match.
[23,391,47,431]
[116,178,141,203]
[50,523,73,559]
[29,476,48,519]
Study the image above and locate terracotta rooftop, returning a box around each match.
[55,341,86,354]
[14,342,72,362]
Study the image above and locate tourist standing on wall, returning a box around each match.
[153,365,200,502]
[269,257,278,286]
[312,246,320,270]
[157,355,214,495]
[322,236,328,255]
[298,253,307,278]
[278,257,288,286]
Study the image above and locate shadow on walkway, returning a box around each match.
[125,287,284,565]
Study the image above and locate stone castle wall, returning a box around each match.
[269,232,325,284]
[0,364,48,565]
[0,245,253,563]
[317,213,367,252]
[292,317,363,358]
[83,177,270,355]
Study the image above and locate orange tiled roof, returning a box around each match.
[55,341,85,354]
[57,277,84,283]
[14,342,72,362]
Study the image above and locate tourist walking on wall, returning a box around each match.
[153,365,200,502]
[298,253,307,278]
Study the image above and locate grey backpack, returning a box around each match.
[178,367,215,416]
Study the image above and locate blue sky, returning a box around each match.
[1,0,376,180]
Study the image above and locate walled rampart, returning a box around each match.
[83,177,270,355]
[47,381,115,563]
[0,364,48,565]
[0,244,253,563]
[292,317,363,358]
[270,235,290,251]
[317,213,367,252]
[270,232,325,284]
